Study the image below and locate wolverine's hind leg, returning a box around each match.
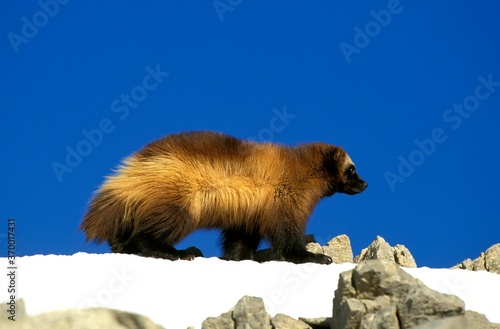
[110,232,203,261]
[221,228,261,261]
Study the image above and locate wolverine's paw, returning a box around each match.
[309,253,332,265]
[253,249,332,264]
[219,253,255,262]
[285,251,333,265]
[179,246,203,260]
[253,248,281,263]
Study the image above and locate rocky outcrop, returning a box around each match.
[202,296,311,329]
[331,259,500,329]
[308,235,500,274]
[452,243,500,274]
[306,234,353,264]
[0,299,164,329]
[202,260,499,329]
[354,236,417,268]
[306,235,417,268]
[323,235,354,264]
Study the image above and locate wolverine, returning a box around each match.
[80,131,367,264]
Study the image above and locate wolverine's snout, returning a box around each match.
[357,180,368,193]
[344,176,368,195]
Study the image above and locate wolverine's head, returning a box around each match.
[321,145,368,196]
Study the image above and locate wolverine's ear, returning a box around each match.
[326,147,343,161]
[331,147,343,161]
[323,147,342,174]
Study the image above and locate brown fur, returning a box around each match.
[80,131,367,263]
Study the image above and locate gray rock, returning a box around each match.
[452,243,500,274]
[355,236,395,263]
[452,258,473,271]
[361,296,391,314]
[202,311,234,329]
[332,298,366,329]
[307,242,324,255]
[353,249,365,263]
[412,311,500,329]
[3,307,165,329]
[473,254,487,271]
[272,313,311,329]
[398,286,464,328]
[393,244,417,268]
[232,296,272,329]
[359,306,399,329]
[463,311,500,329]
[452,257,477,271]
[332,270,362,329]
[407,316,466,329]
[299,317,332,328]
[1,298,26,325]
[335,270,356,298]
[332,260,467,329]
[352,259,417,299]
[203,296,272,329]
[354,236,417,268]
[323,235,353,264]
[306,234,354,264]
[484,244,500,274]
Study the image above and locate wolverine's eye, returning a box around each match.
[347,166,356,176]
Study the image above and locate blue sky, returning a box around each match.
[1,1,499,268]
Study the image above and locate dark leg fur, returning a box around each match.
[262,216,333,265]
[282,249,332,264]
[253,242,332,264]
[110,232,203,261]
[221,228,262,261]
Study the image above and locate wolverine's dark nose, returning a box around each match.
[344,179,368,195]
[355,179,368,193]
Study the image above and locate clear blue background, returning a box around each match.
[2,1,499,268]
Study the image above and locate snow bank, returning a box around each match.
[1,253,499,328]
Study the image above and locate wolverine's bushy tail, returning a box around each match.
[79,189,132,244]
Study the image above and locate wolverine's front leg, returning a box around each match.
[263,216,332,264]
[220,228,262,261]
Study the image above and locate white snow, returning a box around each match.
[2,253,499,328]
